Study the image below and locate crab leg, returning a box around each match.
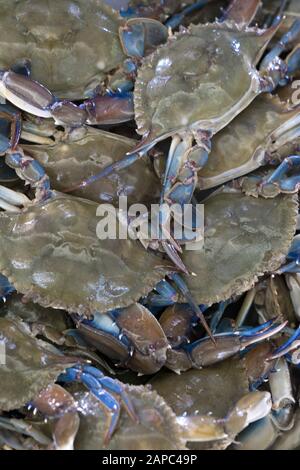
[5,148,51,201]
[264,155,300,192]
[285,44,300,79]
[260,20,300,90]
[222,0,261,26]
[161,134,209,207]
[157,134,209,256]
[277,236,300,274]
[167,319,287,371]
[146,279,179,307]
[59,364,138,445]
[83,91,134,125]
[65,151,142,192]
[261,20,300,69]
[0,104,22,151]
[263,0,289,28]
[165,1,213,29]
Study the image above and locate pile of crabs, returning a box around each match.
[2,0,300,450]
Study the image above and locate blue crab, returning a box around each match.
[150,356,274,449]
[73,297,287,375]
[21,126,161,206]
[0,313,255,450]
[0,140,215,338]
[197,84,300,189]
[0,0,168,127]
[0,316,138,445]
[71,0,300,269]
[144,173,298,308]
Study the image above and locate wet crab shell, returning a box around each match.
[198,92,300,189]
[180,188,298,305]
[134,21,276,145]
[75,385,185,450]
[22,128,161,206]
[150,358,249,450]
[0,0,125,99]
[0,192,172,314]
[0,317,76,411]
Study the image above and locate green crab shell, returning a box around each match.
[75,385,185,450]
[198,93,300,189]
[0,317,76,411]
[180,189,298,305]
[0,0,125,99]
[134,21,277,143]
[0,193,172,314]
[22,128,161,206]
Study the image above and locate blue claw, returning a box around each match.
[266,155,300,185]
[239,318,277,338]
[174,318,286,370]
[165,1,211,29]
[59,364,138,444]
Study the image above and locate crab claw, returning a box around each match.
[82,91,134,125]
[75,304,170,375]
[58,364,138,445]
[166,318,287,372]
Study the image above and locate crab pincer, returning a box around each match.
[166,318,287,373]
